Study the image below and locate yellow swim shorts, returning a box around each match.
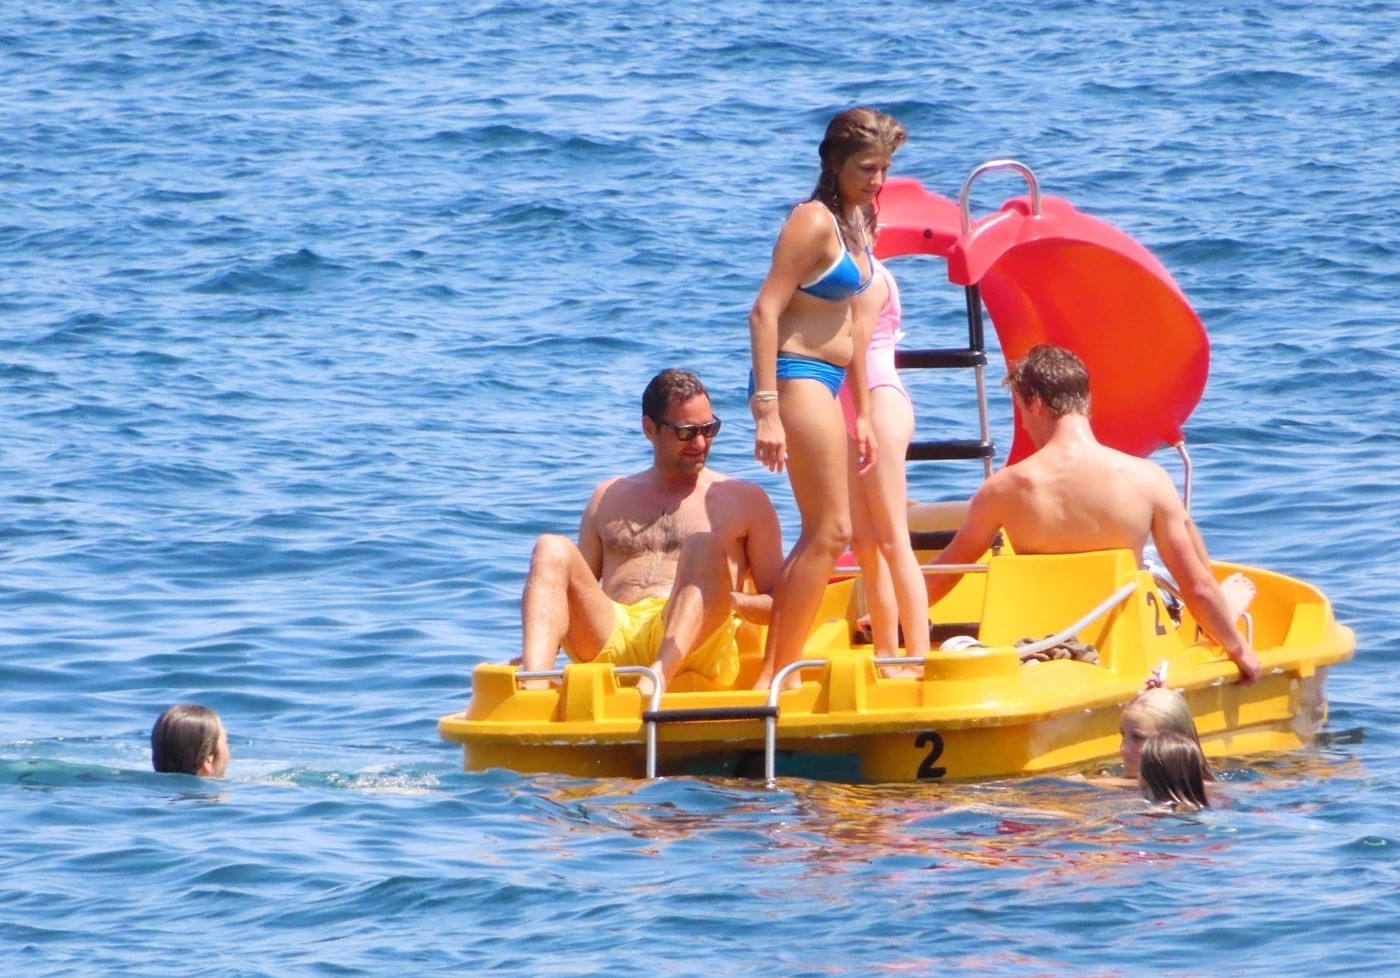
[565,596,741,687]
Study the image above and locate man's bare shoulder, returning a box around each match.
[974,463,1035,507]
[698,468,770,499]
[587,473,628,500]
[696,467,748,487]
[1108,452,1180,500]
[1041,442,1179,501]
[586,471,649,513]
[697,469,777,516]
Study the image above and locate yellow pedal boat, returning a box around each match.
[438,546,1354,781]
[440,161,1355,781]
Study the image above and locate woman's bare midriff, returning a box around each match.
[777,295,854,366]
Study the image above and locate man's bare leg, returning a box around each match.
[647,532,733,696]
[518,534,616,689]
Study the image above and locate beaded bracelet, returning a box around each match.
[749,390,779,403]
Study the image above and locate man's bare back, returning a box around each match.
[925,344,1261,684]
[985,437,1171,562]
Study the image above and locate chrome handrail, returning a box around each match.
[613,666,666,777]
[1013,581,1138,657]
[958,159,1041,235]
[763,660,828,781]
[514,663,663,777]
[1174,441,1193,512]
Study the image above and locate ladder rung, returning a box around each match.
[908,530,956,550]
[907,439,996,461]
[643,705,779,724]
[908,530,1003,552]
[895,348,987,370]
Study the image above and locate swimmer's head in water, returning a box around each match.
[1119,687,1202,780]
[152,704,230,778]
[1138,729,1211,810]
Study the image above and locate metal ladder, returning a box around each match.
[893,160,1041,552]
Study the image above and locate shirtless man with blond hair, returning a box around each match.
[517,368,784,694]
[926,344,1261,684]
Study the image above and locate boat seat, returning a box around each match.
[668,620,766,694]
[976,549,1149,675]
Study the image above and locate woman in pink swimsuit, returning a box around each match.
[838,258,929,667]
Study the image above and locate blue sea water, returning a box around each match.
[3,1,1399,974]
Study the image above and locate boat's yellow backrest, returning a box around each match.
[977,550,1149,673]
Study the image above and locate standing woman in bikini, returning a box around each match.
[748,107,907,690]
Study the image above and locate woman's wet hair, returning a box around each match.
[642,368,709,421]
[151,704,222,775]
[1004,344,1092,418]
[810,106,907,250]
[1139,729,1212,810]
[1125,688,1202,745]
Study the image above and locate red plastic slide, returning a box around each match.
[876,178,1207,464]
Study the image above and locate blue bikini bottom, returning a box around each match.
[750,352,846,399]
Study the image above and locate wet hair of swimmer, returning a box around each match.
[1139,730,1212,810]
[151,704,225,776]
[1122,687,1214,778]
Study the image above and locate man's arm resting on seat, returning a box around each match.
[1152,506,1261,683]
[925,483,1005,607]
[731,590,772,624]
[734,483,784,625]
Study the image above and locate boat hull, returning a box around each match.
[438,550,1354,782]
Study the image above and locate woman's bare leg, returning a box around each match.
[755,379,851,691]
[857,387,928,660]
[849,441,899,656]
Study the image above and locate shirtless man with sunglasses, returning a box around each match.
[516,369,784,694]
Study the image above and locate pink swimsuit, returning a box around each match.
[839,260,909,437]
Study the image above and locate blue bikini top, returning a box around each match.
[798,208,874,302]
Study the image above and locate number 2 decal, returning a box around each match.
[1145,592,1169,636]
[915,731,946,779]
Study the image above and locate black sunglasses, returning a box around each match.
[652,416,722,441]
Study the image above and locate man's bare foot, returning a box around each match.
[878,662,923,679]
[754,670,804,692]
[1221,572,1256,621]
[516,656,563,691]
